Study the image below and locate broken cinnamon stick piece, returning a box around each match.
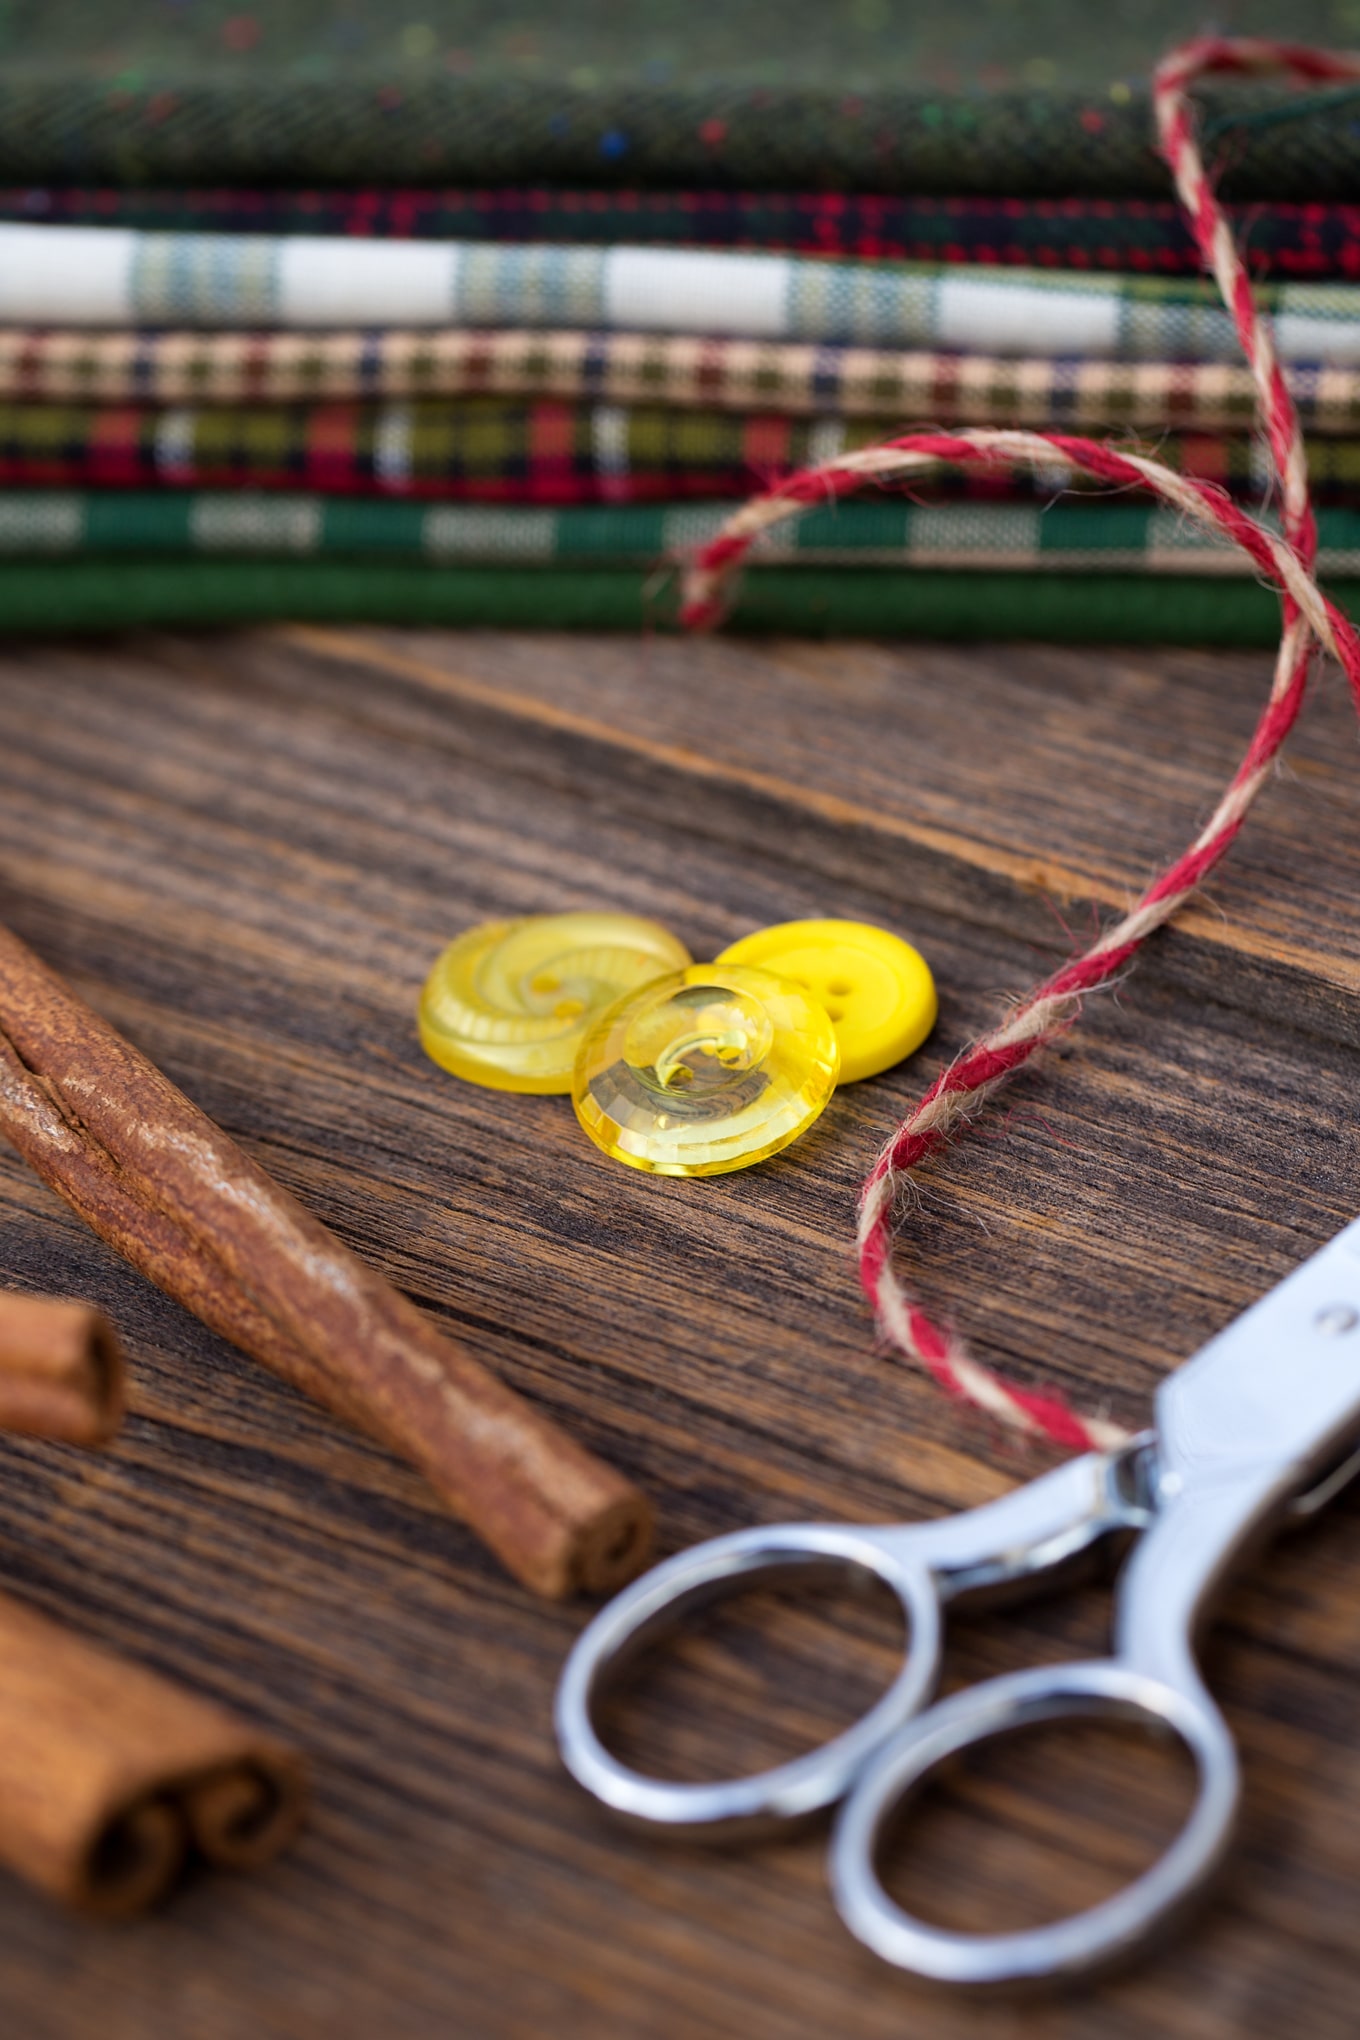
[0,924,652,1596]
[0,1587,304,1917]
[0,1293,124,1445]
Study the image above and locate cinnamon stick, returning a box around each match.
[0,1586,304,1915]
[0,925,652,1597]
[0,1293,123,1445]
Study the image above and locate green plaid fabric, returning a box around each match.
[1,2,1333,93]
[0,3,1353,197]
[3,490,1358,576]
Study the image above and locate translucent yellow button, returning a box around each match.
[714,918,936,1083]
[419,912,692,1093]
[572,963,840,1176]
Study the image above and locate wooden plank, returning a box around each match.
[0,626,1355,2037]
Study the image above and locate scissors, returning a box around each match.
[556,1219,1360,1988]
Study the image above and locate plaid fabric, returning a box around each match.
[0,75,1350,204]
[4,489,1360,576]
[10,328,1360,437]
[0,1,1337,96]
[6,189,1360,281]
[0,399,866,500]
[2,399,1357,504]
[0,4,1358,199]
[11,225,1360,364]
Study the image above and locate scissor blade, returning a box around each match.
[1155,1216,1360,1494]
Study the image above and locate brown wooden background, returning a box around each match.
[0,619,1357,2038]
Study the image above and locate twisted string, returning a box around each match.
[678,40,1360,1452]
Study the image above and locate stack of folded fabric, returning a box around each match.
[1,0,1359,641]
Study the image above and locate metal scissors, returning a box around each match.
[556,1219,1360,1988]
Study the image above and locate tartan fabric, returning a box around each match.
[4,489,1360,576]
[1,399,1356,504]
[6,188,1360,280]
[0,77,1351,202]
[10,328,1360,437]
[0,4,1357,198]
[0,399,861,501]
[13,225,1360,364]
[0,1,1331,95]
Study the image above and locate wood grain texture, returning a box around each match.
[0,623,1356,2036]
[0,921,649,1598]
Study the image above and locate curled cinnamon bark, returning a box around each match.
[0,925,652,1597]
[0,1293,123,1445]
[0,1587,304,1916]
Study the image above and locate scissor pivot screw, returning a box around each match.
[1314,1304,1359,1335]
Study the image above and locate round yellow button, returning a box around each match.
[418,912,692,1093]
[572,962,840,1176]
[714,918,936,1083]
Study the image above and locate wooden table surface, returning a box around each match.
[0,621,1357,2038]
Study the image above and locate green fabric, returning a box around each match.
[0,78,1344,198]
[0,557,1334,644]
[0,2,1330,90]
[0,2,1356,194]
[7,491,1360,576]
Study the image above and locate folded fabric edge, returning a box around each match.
[0,188,1354,281]
[7,228,1360,367]
[0,79,1336,202]
[0,560,1338,644]
[9,492,1360,573]
[10,330,1360,438]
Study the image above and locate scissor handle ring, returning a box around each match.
[555,1522,943,1837]
[831,1657,1240,1987]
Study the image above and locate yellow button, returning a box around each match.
[714,918,936,1083]
[572,963,839,1176]
[419,912,692,1093]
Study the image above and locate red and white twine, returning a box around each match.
[679,39,1360,1452]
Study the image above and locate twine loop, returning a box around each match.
[678,40,1360,1450]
